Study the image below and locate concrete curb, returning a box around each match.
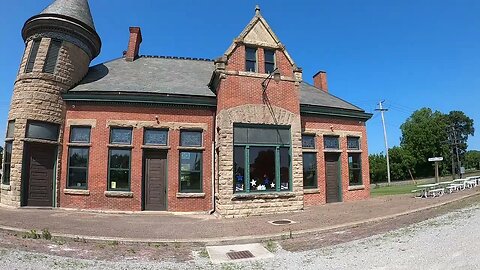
[0,192,478,245]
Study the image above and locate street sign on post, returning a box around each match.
[428,157,443,183]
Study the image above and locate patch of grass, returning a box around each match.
[107,240,119,247]
[198,248,209,258]
[370,183,421,197]
[41,228,52,240]
[73,236,86,243]
[22,229,40,239]
[265,239,277,253]
[53,238,66,245]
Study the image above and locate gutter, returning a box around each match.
[300,104,373,121]
[62,92,217,108]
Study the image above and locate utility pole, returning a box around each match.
[376,101,391,185]
[452,126,463,178]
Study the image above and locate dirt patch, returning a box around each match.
[0,232,199,263]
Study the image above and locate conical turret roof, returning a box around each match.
[41,0,96,30]
[22,0,101,59]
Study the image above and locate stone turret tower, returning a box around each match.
[1,0,101,207]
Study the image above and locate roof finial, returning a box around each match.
[255,5,261,16]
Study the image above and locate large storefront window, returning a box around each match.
[233,125,291,193]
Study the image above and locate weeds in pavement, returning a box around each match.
[107,240,119,247]
[22,230,40,239]
[265,239,277,252]
[41,228,52,240]
[198,248,209,258]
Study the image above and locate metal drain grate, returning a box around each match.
[226,250,255,260]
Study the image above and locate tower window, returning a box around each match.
[43,40,62,74]
[264,49,276,74]
[25,39,41,73]
[245,47,257,72]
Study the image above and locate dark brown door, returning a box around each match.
[25,143,56,207]
[325,153,341,203]
[144,150,167,211]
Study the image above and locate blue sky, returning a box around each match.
[1,0,479,154]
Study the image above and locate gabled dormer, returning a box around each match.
[211,6,302,113]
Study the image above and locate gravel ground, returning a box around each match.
[1,203,480,270]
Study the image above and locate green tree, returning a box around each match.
[465,150,480,170]
[388,146,416,180]
[369,153,387,183]
[446,111,475,170]
[400,108,450,177]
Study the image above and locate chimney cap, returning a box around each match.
[313,70,327,77]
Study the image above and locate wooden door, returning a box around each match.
[325,153,341,203]
[144,150,167,211]
[25,143,56,207]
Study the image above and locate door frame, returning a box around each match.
[21,142,58,207]
[142,149,168,211]
[324,152,343,203]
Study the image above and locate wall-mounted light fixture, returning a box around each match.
[261,67,281,94]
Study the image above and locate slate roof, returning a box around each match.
[41,0,96,30]
[72,56,216,97]
[299,82,363,111]
[70,56,365,112]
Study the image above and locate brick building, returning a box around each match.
[1,0,372,217]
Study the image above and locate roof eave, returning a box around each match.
[62,92,217,108]
[300,104,373,121]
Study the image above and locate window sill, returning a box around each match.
[141,145,171,150]
[1,184,11,191]
[107,144,133,149]
[302,149,317,153]
[178,146,205,151]
[303,188,319,194]
[348,185,365,191]
[232,192,295,201]
[104,191,133,198]
[64,189,90,196]
[176,192,205,198]
[323,149,342,153]
[67,143,92,147]
[347,150,363,153]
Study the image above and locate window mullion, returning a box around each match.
[275,146,280,192]
[245,146,250,192]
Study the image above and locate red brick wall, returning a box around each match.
[302,116,370,206]
[217,44,299,114]
[60,104,215,212]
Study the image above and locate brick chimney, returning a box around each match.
[313,71,328,92]
[125,27,142,62]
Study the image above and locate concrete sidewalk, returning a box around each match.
[0,189,479,244]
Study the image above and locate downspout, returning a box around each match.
[208,109,216,215]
